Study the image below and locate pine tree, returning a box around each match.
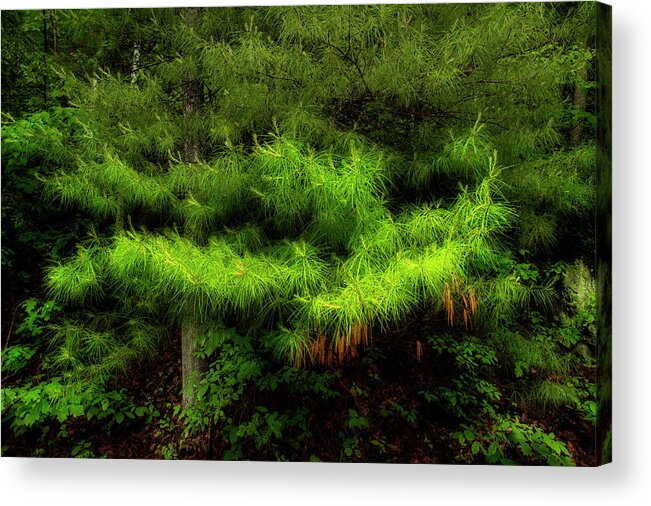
[3,3,602,463]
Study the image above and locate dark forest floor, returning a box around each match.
[2,329,597,465]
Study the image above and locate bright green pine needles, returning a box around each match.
[45,131,556,370]
[39,2,596,379]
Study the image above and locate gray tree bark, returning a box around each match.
[130,42,141,85]
[180,7,207,406]
[571,65,588,146]
[181,319,207,406]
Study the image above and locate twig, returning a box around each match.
[4,302,20,351]
[322,40,374,98]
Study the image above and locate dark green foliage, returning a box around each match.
[1,3,600,465]
[421,334,501,420]
[1,11,60,115]
[1,109,79,300]
[453,415,575,466]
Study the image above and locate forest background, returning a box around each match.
[0,0,632,502]
[1,0,607,464]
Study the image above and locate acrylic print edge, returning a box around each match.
[596,1,612,466]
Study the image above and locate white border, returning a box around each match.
[2,1,650,505]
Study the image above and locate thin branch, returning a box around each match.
[3,303,20,350]
[261,71,303,87]
[322,40,374,98]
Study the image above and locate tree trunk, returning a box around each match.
[180,7,207,406]
[114,42,143,231]
[42,10,48,108]
[181,319,207,405]
[571,65,588,146]
[182,76,204,163]
[130,42,141,85]
[49,10,58,56]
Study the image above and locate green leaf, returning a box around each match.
[69,404,85,417]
